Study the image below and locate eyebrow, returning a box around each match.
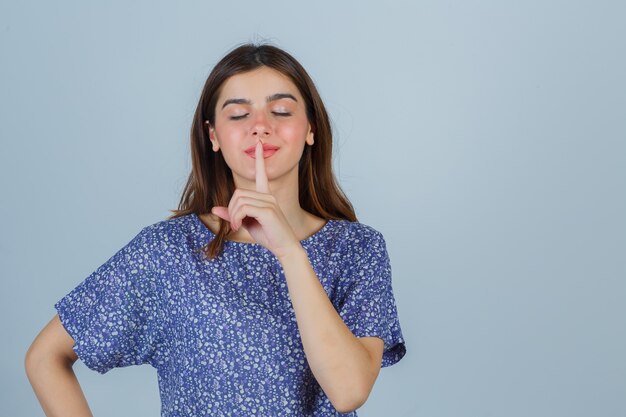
[221,93,298,109]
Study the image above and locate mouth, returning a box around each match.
[244,144,280,159]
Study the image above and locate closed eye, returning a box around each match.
[230,111,291,120]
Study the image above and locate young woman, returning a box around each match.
[25,43,407,417]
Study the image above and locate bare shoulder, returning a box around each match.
[26,314,78,365]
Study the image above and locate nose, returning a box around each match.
[251,112,271,137]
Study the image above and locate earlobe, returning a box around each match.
[210,138,220,152]
[306,131,315,146]
[205,121,220,152]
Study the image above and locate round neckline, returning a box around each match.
[191,212,333,248]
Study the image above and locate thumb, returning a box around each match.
[211,206,230,222]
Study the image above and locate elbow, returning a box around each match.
[333,395,367,415]
[327,352,379,413]
[331,385,370,414]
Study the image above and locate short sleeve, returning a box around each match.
[54,226,162,375]
[337,229,407,368]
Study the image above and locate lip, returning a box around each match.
[245,148,279,159]
[244,143,279,153]
[244,143,280,159]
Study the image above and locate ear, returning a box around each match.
[305,127,314,146]
[205,121,220,152]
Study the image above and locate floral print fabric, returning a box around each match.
[54,213,406,416]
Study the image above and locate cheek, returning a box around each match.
[215,125,244,146]
[275,122,309,143]
[213,128,246,167]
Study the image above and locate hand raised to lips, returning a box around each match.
[255,138,270,194]
[210,138,302,259]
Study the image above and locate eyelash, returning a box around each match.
[229,112,291,120]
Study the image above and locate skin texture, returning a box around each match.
[206,66,385,413]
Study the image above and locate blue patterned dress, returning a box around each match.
[55,213,406,416]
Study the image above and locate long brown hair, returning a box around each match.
[168,42,357,259]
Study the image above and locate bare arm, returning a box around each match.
[25,314,94,417]
[278,246,385,414]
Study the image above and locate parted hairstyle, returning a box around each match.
[168,42,357,260]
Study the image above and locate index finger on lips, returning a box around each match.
[255,139,270,194]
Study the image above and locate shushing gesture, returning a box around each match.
[210,138,301,260]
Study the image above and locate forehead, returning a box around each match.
[218,67,301,102]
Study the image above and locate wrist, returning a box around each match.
[276,243,307,264]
